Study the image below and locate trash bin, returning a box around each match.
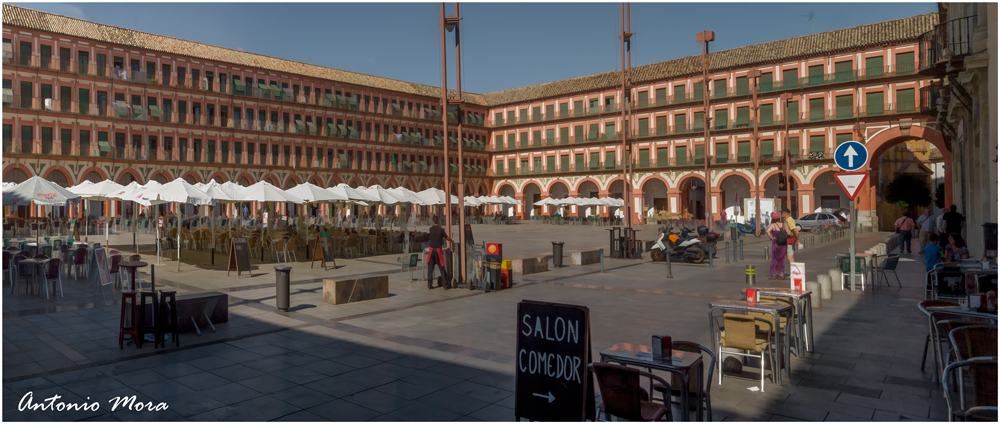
[488,257,502,292]
[552,242,565,268]
[274,266,291,311]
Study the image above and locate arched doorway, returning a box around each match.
[548,181,570,217]
[718,173,752,216]
[5,168,30,184]
[83,171,104,183]
[678,176,706,220]
[523,182,541,218]
[577,181,599,198]
[151,174,169,184]
[812,171,847,212]
[117,172,139,185]
[45,170,72,218]
[498,183,516,217]
[642,177,668,216]
[764,173,798,217]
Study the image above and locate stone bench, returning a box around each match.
[142,291,228,333]
[511,256,549,275]
[571,249,602,266]
[323,275,389,305]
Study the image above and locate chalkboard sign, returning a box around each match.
[515,300,594,422]
[311,232,337,270]
[228,237,251,277]
[94,248,112,289]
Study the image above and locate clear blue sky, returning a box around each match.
[12,2,936,94]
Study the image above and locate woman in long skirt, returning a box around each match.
[766,212,787,279]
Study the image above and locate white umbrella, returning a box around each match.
[70,179,125,244]
[500,196,520,205]
[464,196,482,207]
[198,180,253,251]
[287,182,347,203]
[242,181,304,231]
[535,198,554,207]
[359,186,410,205]
[140,178,215,271]
[414,188,460,206]
[3,175,82,246]
[328,183,372,202]
[1,181,17,192]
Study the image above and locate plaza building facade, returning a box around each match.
[2,6,968,235]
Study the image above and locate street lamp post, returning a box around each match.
[440,3,467,285]
[749,69,761,235]
[696,30,714,233]
[781,92,793,214]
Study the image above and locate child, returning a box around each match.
[924,233,943,271]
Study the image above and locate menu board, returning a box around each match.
[312,232,336,270]
[94,247,112,288]
[515,300,594,422]
[228,237,251,277]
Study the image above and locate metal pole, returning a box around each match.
[739,239,744,261]
[849,198,856,291]
[697,30,714,234]
[781,92,793,217]
[724,242,730,263]
[439,3,452,246]
[749,69,761,236]
[600,248,605,273]
[665,251,672,279]
[453,2,466,286]
[619,3,634,245]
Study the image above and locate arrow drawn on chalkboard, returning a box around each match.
[533,392,555,403]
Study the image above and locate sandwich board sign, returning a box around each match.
[227,237,251,277]
[311,232,337,270]
[834,172,869,201]
[514,300,595,422]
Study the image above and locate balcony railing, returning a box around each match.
[919,16,977,74]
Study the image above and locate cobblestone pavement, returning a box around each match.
[3,223,947,421]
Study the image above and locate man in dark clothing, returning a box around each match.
[427,216,452,290]
[942,204,965,236]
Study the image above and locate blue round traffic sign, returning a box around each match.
[834,141,869,171]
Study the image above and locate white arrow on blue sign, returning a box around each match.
[834,141,869,171]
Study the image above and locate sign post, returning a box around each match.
[515,300,594,422]
[833,140,869,292]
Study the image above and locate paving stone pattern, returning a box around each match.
[3,224,948,421]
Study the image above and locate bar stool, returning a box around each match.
[158,291,179,348]
[119,291,139,349]
[138,291,158,349]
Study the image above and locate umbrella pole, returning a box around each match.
[177,205,182,272]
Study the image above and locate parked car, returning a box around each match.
[795,212,841,232]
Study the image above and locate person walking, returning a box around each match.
[780,208,799,265]
[942,204,966,237]
[766,212,788,279]
[915,208,935,252]
[426,215,452,290]
[894,211,916,254]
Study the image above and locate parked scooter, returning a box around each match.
[650,226,713,264]
[735,219,759,237]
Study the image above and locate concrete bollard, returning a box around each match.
[805,281,822,308]
[829,269,843,291]
[817,274,833,300]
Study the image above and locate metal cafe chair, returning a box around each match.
[589,362,671,422]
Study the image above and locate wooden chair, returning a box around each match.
[285,237,299,262]
[274,238,288,263]
[589,362,671,421]
[715,313,777,390]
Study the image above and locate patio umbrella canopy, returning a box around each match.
[241,181,304,230]
[140,178,215,270]
[3,176,82,207]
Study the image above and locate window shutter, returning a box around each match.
[715,109,728,129]
[655,88,666,105]
[866,92,884,116]
[560,127,569,144]
[674,85,685,102]
[834,61,853,82]
[560,155,569,171]
[655,116,668,135]
[759,73,773,92]
[496,160,503,174]
[589,152,599,169]
[638,92,648,107]
[788,137,800,155]
[896,88,915,112]
[809,135,825,153]
[835,95,853,118]
[604,151,615,169]
[836,133,852,146]
[546,129,555,145]
[759,104,774,125]
[761,139,774,156]
[809,98,825,121]
[693,112,704,130]
[808,65,824,85]
[737,141,750,159]
[865,56,884,78]
[588,124,598,140]
[715,142,729,162]
[735,76,749,95]
[546,156,555,171]
[787,101,799,123]
[639,149,649,167]
[782,69,799,88]
[575,125,584,142]
[638,118,649,136]
[895,52,914,73]
[713,79,727,98]
[673,113,686,132]
[575,153,584,170]
[532,106,541,121]
[736,107,749,126]
[694,145,704,160]
[676,146,688,165]
[692,82,703,101]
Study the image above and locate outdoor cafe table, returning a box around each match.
[119,260,148,291]
[600,342,705,421]
[754,287,815,355]
[18,257,53,298]
[836,252,878,290]
[709,299,794,385]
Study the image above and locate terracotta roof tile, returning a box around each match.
[3,4,934,108]
[2,4,487,105]
[479,13,938,105]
